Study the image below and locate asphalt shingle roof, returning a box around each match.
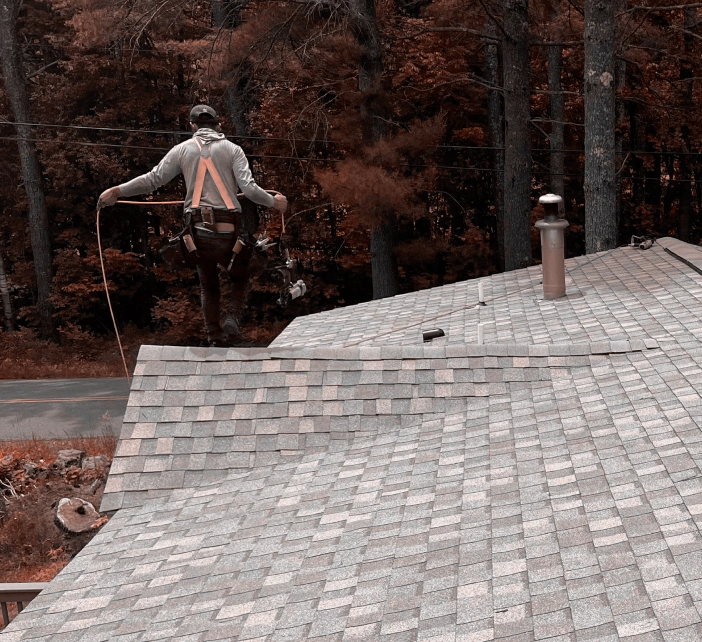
[272,238,702,350]
[6,237,702,641]
[101,340,656,513]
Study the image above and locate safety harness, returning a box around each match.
[191,137,237,211]
[170,137,246,265]
[159,138,306,307]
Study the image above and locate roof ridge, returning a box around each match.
[136,338,659,365]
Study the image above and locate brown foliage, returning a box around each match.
[0,436,116,581]
[0,327,140,379]
[317,161,421,227]
[0,0,700,364]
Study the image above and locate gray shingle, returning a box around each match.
[14,239,702,641]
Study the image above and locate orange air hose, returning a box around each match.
[96,205,131,383]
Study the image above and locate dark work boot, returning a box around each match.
[222,317,242,343]
[207,326,226,347]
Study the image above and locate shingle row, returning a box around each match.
[103,342,661,513]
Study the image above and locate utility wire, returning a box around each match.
[0,135,498,172]
[0,119,322,145]
[0,119,515,149]
[2,135,702,182]
[5,121,702,157]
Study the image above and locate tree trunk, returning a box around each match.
[484,22,505,270]
[678,7,695,242]
[584,0,617,253]
[679,153,693,242]
[351,0,398,298]
[370,221,396,299]
[0,249,14,333]
[212,0,243,28]
[0,0,54,339]
[662,151,676,235]
[225,62,254,139]
[614,0,626,232]
[223,62,259,333]
[645,130,662,209]
[681,7,695,106]
[502,0,532,271]
[548,8,565,212]
[629,102,644,207]
[614,53,626,231]
[225,66,259,236]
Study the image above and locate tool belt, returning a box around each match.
[158,225,199,270]
[159,204,252,270]
[159,209,239,270]
[190,206,238,228]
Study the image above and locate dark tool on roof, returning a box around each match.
[423,328,445,342]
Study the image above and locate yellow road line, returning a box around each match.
[0,396,129,404]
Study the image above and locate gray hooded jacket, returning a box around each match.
[117,129,275,211]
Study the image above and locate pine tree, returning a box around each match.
[0,0,55,339]
[502,0,532,270]
[584,0,617,253]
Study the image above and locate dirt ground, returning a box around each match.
[0,436,116,582]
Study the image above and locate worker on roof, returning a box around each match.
[98,104,288,346]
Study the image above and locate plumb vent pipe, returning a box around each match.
[535,194,569,300]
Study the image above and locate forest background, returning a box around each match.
[0,0,700,376]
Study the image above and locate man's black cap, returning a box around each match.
[189,104,218,123]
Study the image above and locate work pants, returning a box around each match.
[193,228,250,340]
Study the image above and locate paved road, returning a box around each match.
[0,378,130,440]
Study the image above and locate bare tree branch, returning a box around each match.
[475,0,508,40]
[618,3,702,15]
[396,26,499,41]
[26,58,59,79]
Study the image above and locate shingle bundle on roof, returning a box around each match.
[7,238,702,641]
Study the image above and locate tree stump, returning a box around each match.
[54,497,102,534]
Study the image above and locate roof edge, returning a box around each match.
[658,236,702,276]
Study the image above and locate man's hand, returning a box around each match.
[98,186,122,209]
[273,194,288,213]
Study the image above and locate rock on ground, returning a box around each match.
[56,449,84,469]
[81,455,107,470]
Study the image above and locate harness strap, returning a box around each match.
[203,157,236,210]
[192,138,237,211]
[191,154,208,210]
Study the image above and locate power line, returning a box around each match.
[3,121,702,158]
[0,136,170,152]
[5,121,702,158]
[3,135,702,182]
[0,119,506,150]
[0,120,322,145]
[0,135,496,172]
